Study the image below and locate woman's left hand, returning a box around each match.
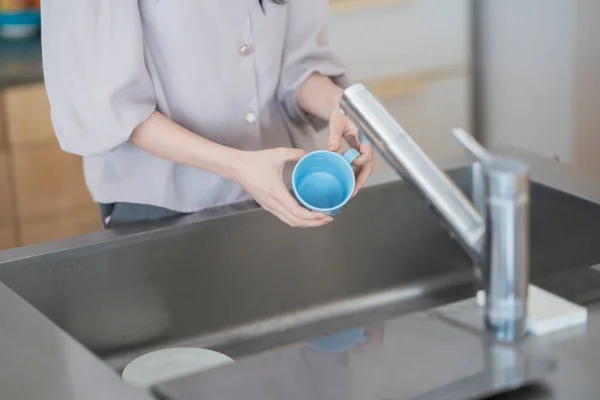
[327,108,374,197]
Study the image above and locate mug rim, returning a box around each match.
[292,150,356,212]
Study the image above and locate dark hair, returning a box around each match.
[259,0,286,11]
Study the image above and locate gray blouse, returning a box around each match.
[41,0,347,212]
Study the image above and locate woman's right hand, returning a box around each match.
[232,148,333,228]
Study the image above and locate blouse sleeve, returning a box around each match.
[277,0,351,131]
[41,0,156,156]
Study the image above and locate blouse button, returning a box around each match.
[239,42,253,56]
[245,111,258,124]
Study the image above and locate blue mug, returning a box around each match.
[292,149,360,217]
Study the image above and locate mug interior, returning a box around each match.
[294,152,354,210]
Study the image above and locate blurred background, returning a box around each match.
[0,0,598,250]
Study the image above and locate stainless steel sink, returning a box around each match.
[1,159,600,374]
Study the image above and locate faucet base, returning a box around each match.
[485,320,529,344]
[477,286,588,338]
[484,297,528,343]
[433,289,588,343]
[430,296,528,343]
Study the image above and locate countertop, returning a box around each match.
[0,37,43,90]
[1,148,600,399]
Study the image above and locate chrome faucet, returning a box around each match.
[340,84,531,342]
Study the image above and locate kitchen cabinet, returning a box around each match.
[12,143,91,217]
[20,203,100,246]
[0,93,6,150]
[3,84,54,147]
[0,226,15,250]
[0,152,13,221]
[0,83,101,249]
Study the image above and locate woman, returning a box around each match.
[41,0,374,228]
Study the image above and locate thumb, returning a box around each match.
[327,113,344,152]
[278,147,307,162]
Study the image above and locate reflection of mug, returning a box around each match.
[308,328,365,353]
[292,149,360,217]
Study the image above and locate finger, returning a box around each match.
[261,188,330,228]
[289,208,334,228]
[272,209,297,227]
[274,196,333,228]
[292,215,332,228]
[353,161,374,197]
[277,189,329,221]
[258,201,297,227]
[278,147,307,163]
[327,112,346,152]
[267,204,298,228]
[353,142,374,166]
[274,201,330,228]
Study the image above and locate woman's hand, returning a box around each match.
[328,108,374,197]
[233,148,333,228]
[295,74,374,197]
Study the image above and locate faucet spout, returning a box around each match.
[340,84,485,260]
[341,84,531,342]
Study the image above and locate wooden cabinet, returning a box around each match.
[0,83,99,249]
[3,84,55,147]
[0,152,13,221]
[20,204,101,246]
[0,226,15,251]
[0,94,6,150]
[12,144,91,217]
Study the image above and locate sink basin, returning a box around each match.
[1,161,600,373]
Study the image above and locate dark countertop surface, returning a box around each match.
[0,36,43,90]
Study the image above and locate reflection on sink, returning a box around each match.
[1,164,600,373]
[155,315,555,400]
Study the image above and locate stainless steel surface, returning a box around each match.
[1,148,600,399]
[483,159,530,341]
[453,129,531,342]
[2,163,598,365]
[0,167,480,367]
[156,311,556,400]
[0,279,155,400]
[341,85,531,342]
[452,128,493,163]
[340,84,484,259]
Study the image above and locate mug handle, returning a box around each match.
[342,148,361,165]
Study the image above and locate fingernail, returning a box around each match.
[328,144,336,151]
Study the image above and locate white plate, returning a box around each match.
[122,347,234,387]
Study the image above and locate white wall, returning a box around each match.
[478,0,577,163]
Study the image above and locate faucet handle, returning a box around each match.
[453,128,530,201]
[452,128,493,163]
